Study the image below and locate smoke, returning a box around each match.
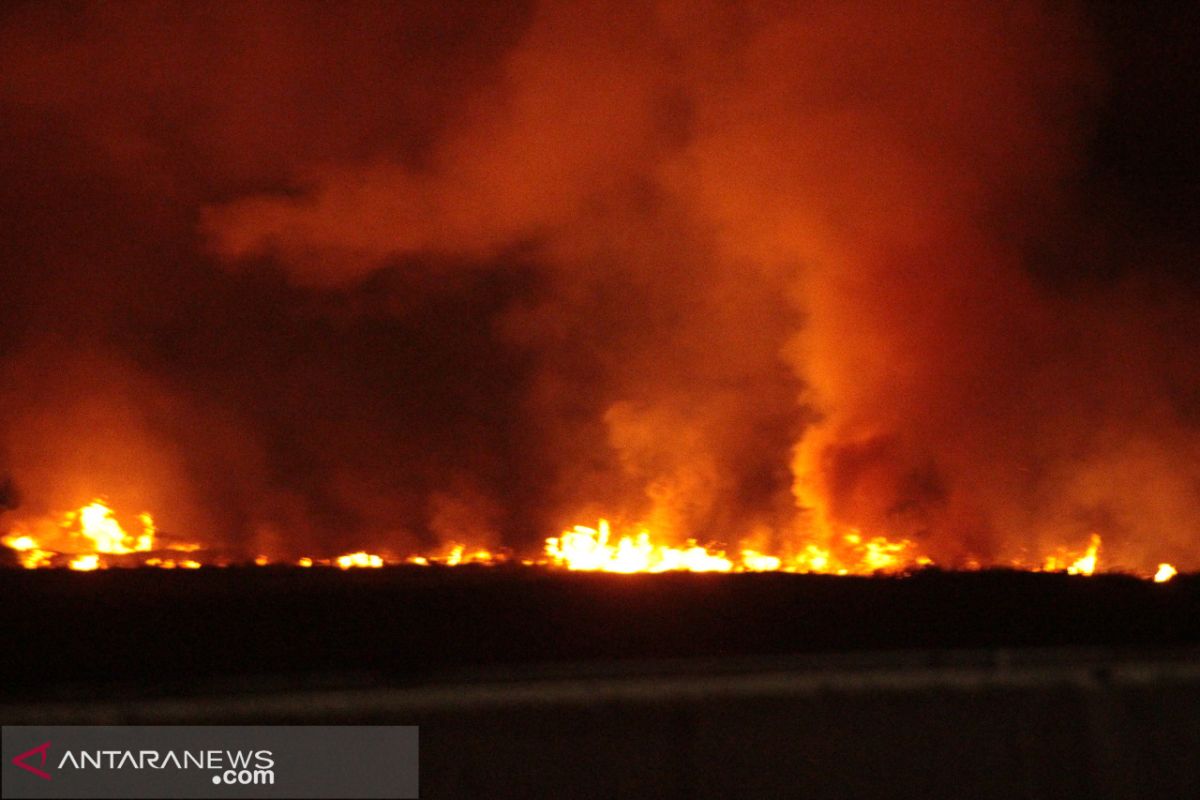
[2,1,1198,566]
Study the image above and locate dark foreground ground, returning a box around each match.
[3,568,1200,798]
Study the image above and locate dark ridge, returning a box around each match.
[2,567,1196,702]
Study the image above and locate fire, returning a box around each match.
[1066,534,1101,576]
[335,552,384,569]
[73,501,157,554]
[1,498,196,570]
[402,544,497,566]
[6,534,37,551]
[143,557,201,569]
[442,544,497,566]
[68,554,100,571]
[545,521,733,573]
[2,533,54,568]
[0,501,1188,580]
[741,550,782,571]
[541,520,929,574]
[1041,533,1102,576]
[1154,563,1177,583]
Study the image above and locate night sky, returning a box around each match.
[1,1,1198,568]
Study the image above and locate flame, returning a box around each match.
[0,500,1188,580]
[545,521,732,573]
[73,500,153,554]
[1066,534,1101,576]
[541,520,928,574]
[6,534,37,551]
[404,544,496,566]
[335,551,383,569]
[68,554,100,571]
[1,498,195,570]
[741,550,782,571]
[2,534,55,568]
[144,557,202,569]
[1042,533,1102,576]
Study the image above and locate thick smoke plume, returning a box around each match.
[2,1,1198,567]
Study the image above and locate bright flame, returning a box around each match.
[545,520,730,573]
[540,519,928,574]
[336,551,383,569]
[70,500,154,554]
[845,531,919,573]
[1041,533,1102,576]
[794,543,832,572]
[0,500,1188,579]
[1,499,198,569]
[68,554,100,571]
[741,550,782,571]
[1,534,54,569]
[6,535,36,551]
[1067,534,1101,576]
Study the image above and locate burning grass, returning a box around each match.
[0,499,1181,582]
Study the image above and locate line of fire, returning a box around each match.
[0,496,1182,581]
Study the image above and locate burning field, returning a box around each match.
[1,3,1199,795]
[0,497,1183,581]
[1,3,1199,582]
[2,2,1200,584]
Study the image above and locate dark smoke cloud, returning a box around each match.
[2,1,1199,567]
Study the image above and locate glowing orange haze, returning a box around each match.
[0,499,1178,581]
[3,3,1199,596]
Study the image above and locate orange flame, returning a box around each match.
[540,519,928,574]
[1154,563,1177,583]
[1066,533,1101,576]
[0,500,1188,580]
[68,554,100,571]
[335,551,384,569]
[1,499,196,570]
[1040,533,1102,576]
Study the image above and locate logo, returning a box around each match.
[2,726,417,798]
[11,742,51,781]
